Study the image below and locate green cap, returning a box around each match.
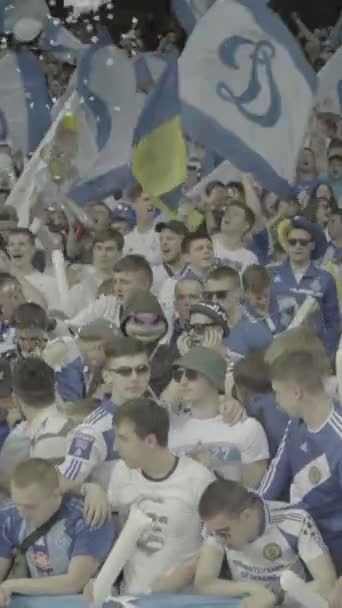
[175,346,227,392]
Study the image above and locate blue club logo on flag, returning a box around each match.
[179,0,317,198]
[216,36,281,127]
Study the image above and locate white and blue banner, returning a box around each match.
[133,52,172,91]
[187,159,242,199]
[39,21,111,65]
[0,51,51,154]
[179,0,317,198]
[39,19,87,65]
[171,0,216,34]
[317,46,342,115]
[69,45,139,204]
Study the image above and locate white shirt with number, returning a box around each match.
[107,456,214,593]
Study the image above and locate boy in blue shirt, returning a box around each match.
[0,458,114,604]
[259,345,342,574]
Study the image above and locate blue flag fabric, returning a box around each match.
[318,46,342,115]
[132,58,187,213]
[39,21,111,65]
[69,45,138,205]
[0,51,51,154]
[179,0,317,198]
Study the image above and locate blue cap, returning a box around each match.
[291,217,328,260]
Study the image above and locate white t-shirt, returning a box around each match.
[25,271,60,311]
[204,500,327,592]
[213,236,258,274]
[169,415,269,480]
[108,456,214,593]
[123,227,162,266]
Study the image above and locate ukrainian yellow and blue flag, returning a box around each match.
[132,58,187,216]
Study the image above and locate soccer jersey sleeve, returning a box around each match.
[297,512,329,563]
[71,513,115,564]
[259,421,293,500]
[59,424,107,483]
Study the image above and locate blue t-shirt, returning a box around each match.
[246,393,289,459]
[259,403,342,569]
[0,495,115,577]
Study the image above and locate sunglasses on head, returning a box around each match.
[287,238,312,247]
[106,364,150,377]
[188,322,216,335]
[203,290,229,301]
[173,368,200,383]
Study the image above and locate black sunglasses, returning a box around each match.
[106,364,150,377]
[173,368,200,383]
[203,290,229,301]
[188,322,216,335]
[287,238,312,247]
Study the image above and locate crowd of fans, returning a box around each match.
[1,4,342,608]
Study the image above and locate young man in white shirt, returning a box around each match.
[108,397,214,594]
[212,201,258,273]
[68,254,153,330]
[194,478,336,608]
[6,229,59,311]
[80,228,124,292]
[123,185,162,266]
[152,220,188,296]
[170,347,269,488]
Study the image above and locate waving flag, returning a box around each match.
[133,52,172,92]
[0,51,51,154]
[317,47,342,115]
[68,45,138,205]
[39,21,111,65]
[132,58,187,213]
[179,0,317,198]
[171,0,216,34]
[39,19,87,65]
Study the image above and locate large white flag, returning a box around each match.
[317,47,342,115]
[179,0,317,197]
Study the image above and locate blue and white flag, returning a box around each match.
[0,51,51,154]
[171,0,216,34]
[179,0,317,198]
[133,52,172,92]
[68,45,138,205]
[317,46,342,115]
[39,19,87,64]
[39,20,111,65]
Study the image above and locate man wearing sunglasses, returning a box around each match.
[269,217,340,357]
[204,266,243,331]
[169,347,269,489]
[59,337,151,492]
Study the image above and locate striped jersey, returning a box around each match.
[259,402,342,569]
[0,496,115,577]
[59,397,119,489]
[204,499,328,592]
